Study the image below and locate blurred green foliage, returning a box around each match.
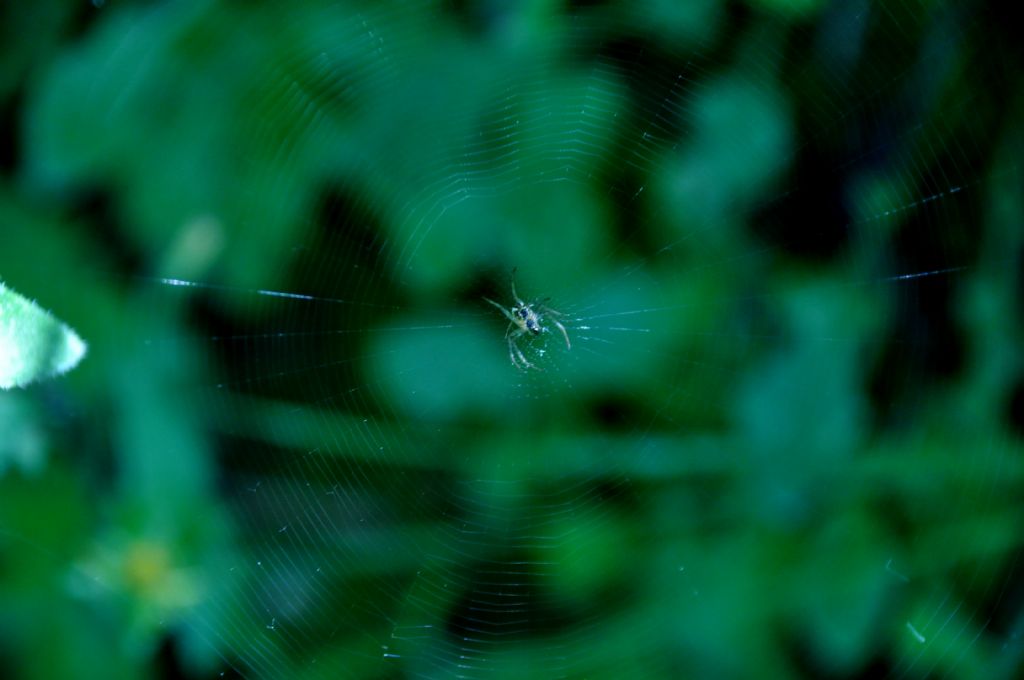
[1,0,1022,679]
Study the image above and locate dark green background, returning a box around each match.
[1,0,1021,678]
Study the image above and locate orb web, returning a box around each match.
[31,0,1024,677]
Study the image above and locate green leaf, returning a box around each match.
[0,282,86,389]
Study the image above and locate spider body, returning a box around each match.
[484,270,570,371]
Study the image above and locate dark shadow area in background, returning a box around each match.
[1006,376,1024,439]
[0,91,21,175]
[785,632,894,680]
[978,554,1024,647]
[868,189,970,429]
[313,183,393,303]
[73,188,146,277]
[750,143,850,263]
[155,634,244,680]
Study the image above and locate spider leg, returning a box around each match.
[507,336,522,370]
[510,268,526,306]
[484,297,519,324]
[538,305,571,349]
[505,328,538,371]
[511,338,538,371]
[550,317,571,349]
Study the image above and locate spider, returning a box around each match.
[484,269,570,371]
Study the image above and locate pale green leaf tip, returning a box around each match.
[0,282,88,390]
